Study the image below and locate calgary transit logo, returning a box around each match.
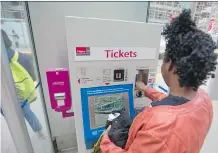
[76,47,90,56]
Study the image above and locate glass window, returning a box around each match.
[167,2,172,7]
[1,2,54,153]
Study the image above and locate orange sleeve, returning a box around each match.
[143,86,167,101]
[100,130,169,153]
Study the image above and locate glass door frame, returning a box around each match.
[24,2,54,141]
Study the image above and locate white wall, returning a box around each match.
[28,2,148,150]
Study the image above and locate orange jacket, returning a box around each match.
[100,87,213,153]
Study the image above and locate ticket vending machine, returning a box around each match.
[65,16,162,153]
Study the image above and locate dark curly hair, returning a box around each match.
[162,9,217,90]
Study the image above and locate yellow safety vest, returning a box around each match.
[10,51,37,103]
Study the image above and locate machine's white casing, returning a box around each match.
[65,16,162,152]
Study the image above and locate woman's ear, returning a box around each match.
[168,59,174,72]
[162,57,174,72]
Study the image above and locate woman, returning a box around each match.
[100,9,217,153]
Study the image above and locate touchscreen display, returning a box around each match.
[88,92,129,129]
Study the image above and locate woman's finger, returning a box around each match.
[105,125,111,134]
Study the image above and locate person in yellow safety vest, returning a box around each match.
[1,29,45,138]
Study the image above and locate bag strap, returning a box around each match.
[92,133,104,153]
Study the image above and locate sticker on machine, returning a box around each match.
[79,78,94,84]
[103,69,112,83]
[74,47,157,61]
[77,67,105,86]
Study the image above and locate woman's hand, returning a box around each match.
[135,82,147,91]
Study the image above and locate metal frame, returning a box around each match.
[24,2,54,142]
[24,2,56,152]
[1,33,34,153]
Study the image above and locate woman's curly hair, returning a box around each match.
[162,9,218,90]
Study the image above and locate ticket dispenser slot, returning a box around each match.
[54,92,66,106]
[46,68,74,118]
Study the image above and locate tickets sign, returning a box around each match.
[74,47,157,61]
